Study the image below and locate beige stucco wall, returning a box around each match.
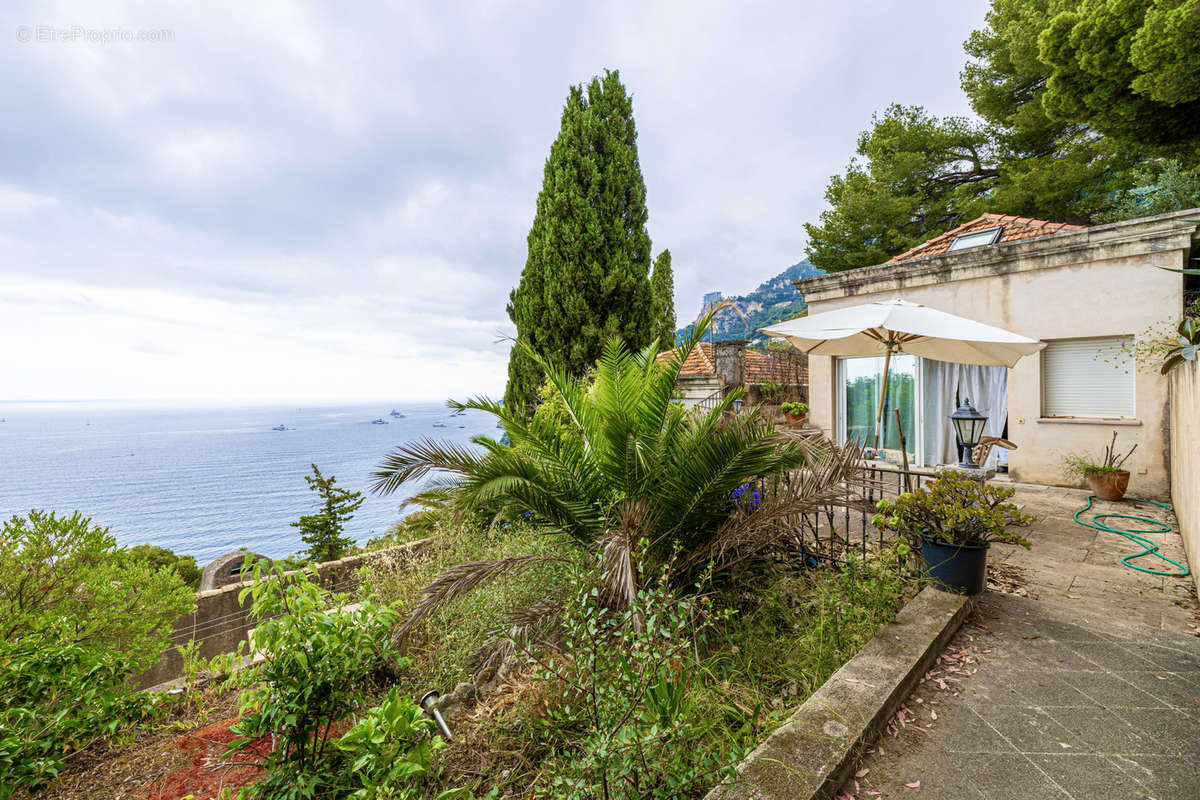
[1169,359,1200,596]
[675,375,723,407]
[800,211,1198,498]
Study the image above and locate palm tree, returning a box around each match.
[371,310,866,645]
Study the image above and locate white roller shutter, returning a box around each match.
[1041,337,1135,418]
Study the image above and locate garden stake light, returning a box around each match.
[419,690,453,742]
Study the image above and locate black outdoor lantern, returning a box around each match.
[949,398,988,468]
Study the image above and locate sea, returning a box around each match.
[0,402,499,566]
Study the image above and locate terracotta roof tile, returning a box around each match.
[656,345,808,385]
[656,343,716,377]
[885,214,1086,264]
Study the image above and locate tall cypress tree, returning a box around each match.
[505,70,654,413]
[650,249,676,349]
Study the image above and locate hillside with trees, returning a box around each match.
[675,260,824,344]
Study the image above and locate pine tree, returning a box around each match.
[291,463,363,563]
[505,70,655,413]
[650,249,676,349]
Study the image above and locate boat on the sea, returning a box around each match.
[432,422,447,428]
[371,418,388,425]
[389,408,404,418]
[271,424,290,431]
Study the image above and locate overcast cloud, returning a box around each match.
[0,0,989,404]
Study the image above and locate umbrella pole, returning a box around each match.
[873,347,893,453]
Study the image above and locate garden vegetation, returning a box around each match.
[0,512,194,797]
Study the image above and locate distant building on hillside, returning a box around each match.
[702,290,723,307]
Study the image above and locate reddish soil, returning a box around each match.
[141,718,268,800]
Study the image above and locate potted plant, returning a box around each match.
[1061,431,1137,501]
[873,470,1033,594]
[780,401,808,427]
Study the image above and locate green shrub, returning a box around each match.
[332,687,443,800]
[371,519,572,692]
[757,381,782,405]
[371,310,866,650]
[530,569,743,799]
[0,511,192,795]
[227,560,414,799]
[125,543,202,589]
[872,471,1034,547]
[292,463,364,563]
[697,543,915,747]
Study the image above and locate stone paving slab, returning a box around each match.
[838,486,1199,799]
[838,593,1200,799]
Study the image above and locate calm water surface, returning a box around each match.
[0,402,496,564]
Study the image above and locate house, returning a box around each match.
[789,209,1199,497]
[656,340,808,408]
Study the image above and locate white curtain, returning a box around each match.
[921,360,961,467]
[957,365,1008,468]
[919,360,1007,467]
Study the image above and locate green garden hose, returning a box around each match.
[1073,496,1190,577]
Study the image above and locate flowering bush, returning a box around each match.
[871,470,1034,548]
[731,483,760,508]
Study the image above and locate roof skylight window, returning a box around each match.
[947,226,1003,252]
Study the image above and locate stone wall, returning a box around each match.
[136,538,432,689]
[743,383,806,407]
[1168,359,1200,596]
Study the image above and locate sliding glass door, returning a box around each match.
[837,354,918,463]
[837,356,1008,468]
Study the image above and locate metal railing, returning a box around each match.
[776,463,936,570]
[694,389,724,414]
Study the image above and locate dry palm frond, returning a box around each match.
[599,500,653,611]
[394,554,572,644]
[687,439,877,575]
[474,592,569,670]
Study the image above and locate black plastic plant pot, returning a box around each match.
[920,535,989,595]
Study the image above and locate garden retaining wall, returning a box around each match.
[1168,358,1200,597]
[136,538,432,689]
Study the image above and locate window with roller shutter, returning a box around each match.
[1040,336,1135,419]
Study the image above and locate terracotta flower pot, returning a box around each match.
[1086,469,1130,501]
[784,412,807,428]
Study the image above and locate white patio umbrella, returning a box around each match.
[759,298,1044,449]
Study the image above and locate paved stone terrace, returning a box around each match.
[990,485,1196,635]
[840,486,1200,800]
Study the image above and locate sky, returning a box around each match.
[0,0,990,405]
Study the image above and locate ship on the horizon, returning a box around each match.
[371,418,388,425]
[389,408,404,418]
[271,424,291,431]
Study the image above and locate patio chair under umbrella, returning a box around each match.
[759,299,1044,449]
